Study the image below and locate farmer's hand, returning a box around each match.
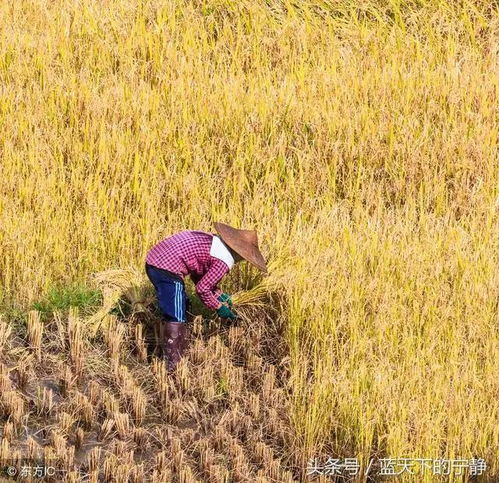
[216,304,236,320]
[217,293,233,307]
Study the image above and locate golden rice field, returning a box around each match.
[0,0,498,481]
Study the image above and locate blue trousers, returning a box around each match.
[145,263,189,323]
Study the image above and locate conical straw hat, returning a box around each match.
[214,222,267,273]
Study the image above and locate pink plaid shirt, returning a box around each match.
[145,230,230,310]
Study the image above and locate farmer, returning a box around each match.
[145,222,267,371]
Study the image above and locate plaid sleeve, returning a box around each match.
[191,272,221,298]
[195,259,229,310]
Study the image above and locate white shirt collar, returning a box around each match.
[210,235,235,269]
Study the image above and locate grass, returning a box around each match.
[0,0,497,481]
[31,283,102,320]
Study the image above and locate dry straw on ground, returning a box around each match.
[0,297,294,481]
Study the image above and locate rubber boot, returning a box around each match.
[162,321,189,372]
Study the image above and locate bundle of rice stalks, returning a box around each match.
[230,267,280,307]
[231,286,268,308]
[231,283,274,323]
[87,269,154,336]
